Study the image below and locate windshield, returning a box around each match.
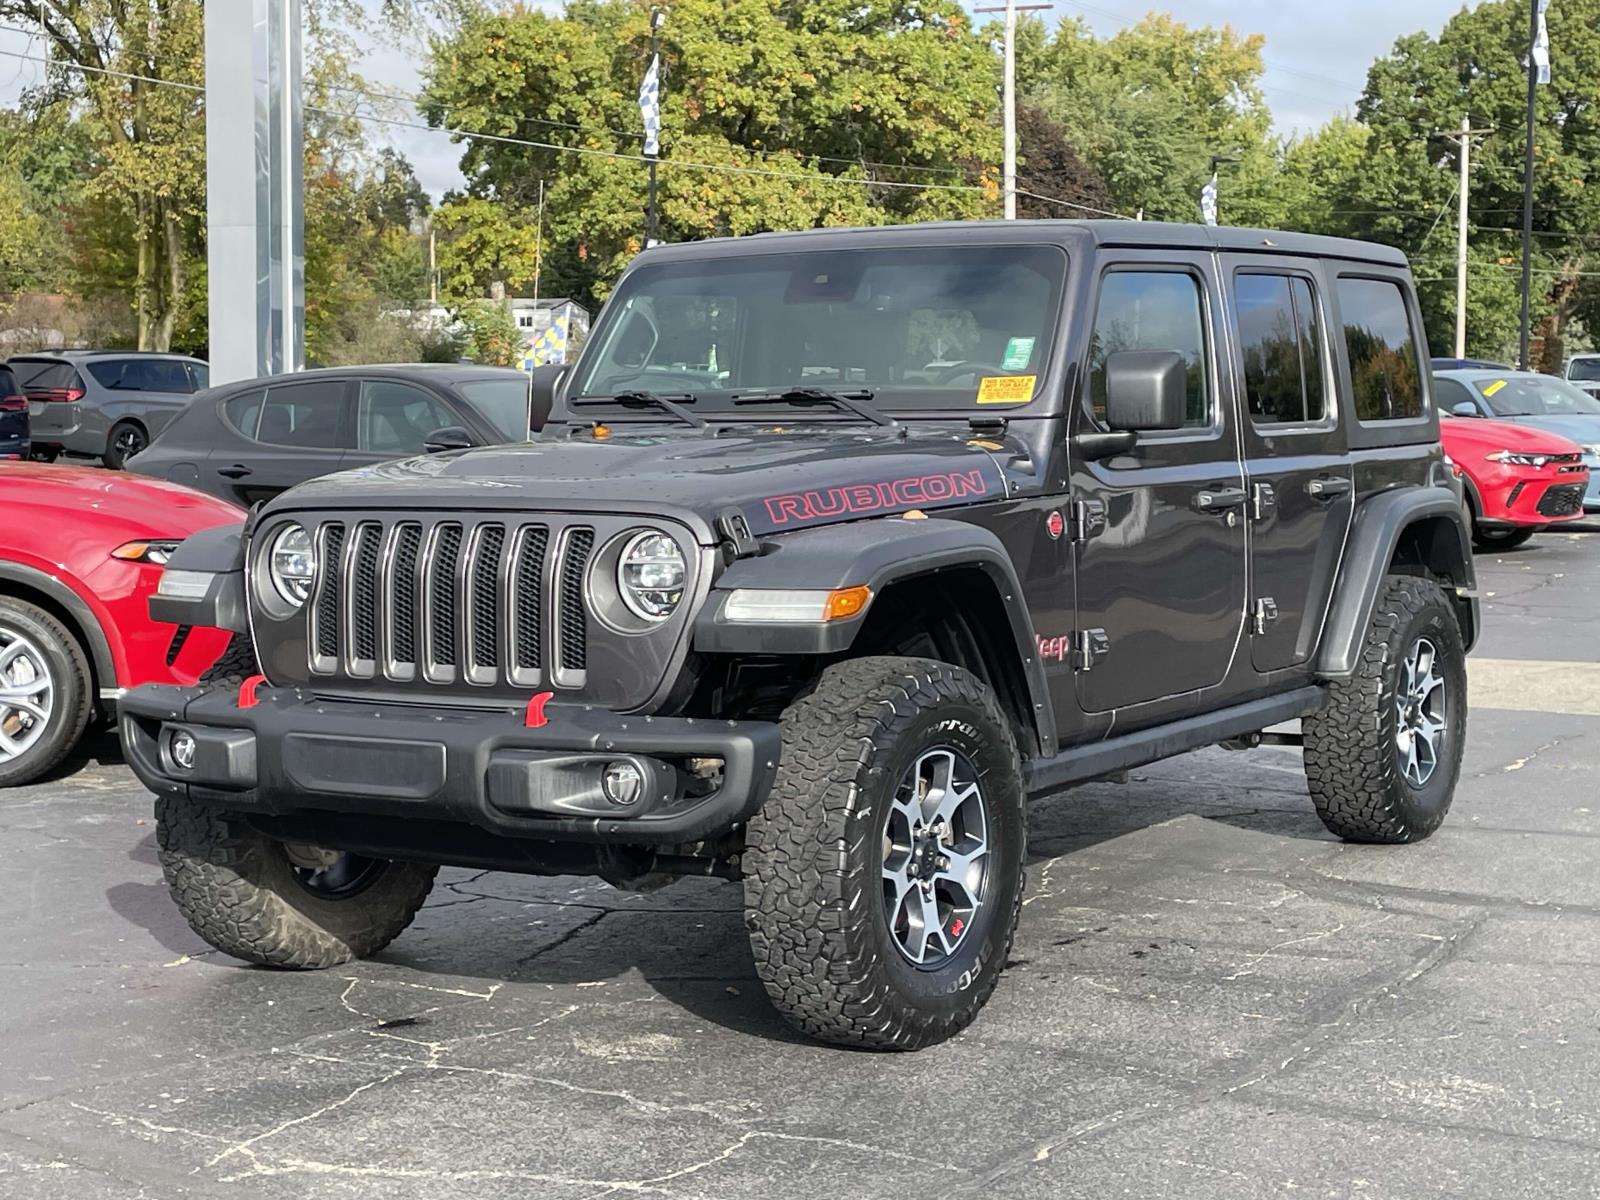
[457,377,532,441]
[1474,374,1600,417]
[565,245,1067,415]
[1568,358,1600,382]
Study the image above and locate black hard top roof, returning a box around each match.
[634,219,1410,270]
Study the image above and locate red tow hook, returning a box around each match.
[523,691,554,728]
[237,674,267,709]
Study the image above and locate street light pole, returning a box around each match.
[1519,0,1540,370]
[975,2,1052,220]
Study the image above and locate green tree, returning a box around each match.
[433,196,542,300]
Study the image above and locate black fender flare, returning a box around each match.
[147,522,250,632]
[1317,486,1479,678]
[694,517,1056,755]
[0,561,117,693]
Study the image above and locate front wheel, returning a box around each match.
[743,657,1026,1050]
[1472,524,1536,551]
[0,597,92,787]
[1303,575,1467,843]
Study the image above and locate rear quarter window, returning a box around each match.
[1337,277,1425,423]
[222,389,266,438]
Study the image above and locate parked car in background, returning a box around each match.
[7,350,210,468]
[128,364,536,506]
[0,364,27,460]
[1438,413,1590,550]
[1431,356,1510,372]
[0,463,242,786]
[1434,368,1600,513]
[1564,352,1600,399]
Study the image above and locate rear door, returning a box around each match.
[210,378,354,505]
[1070,252,1248,713]
[1221,258,1353,672]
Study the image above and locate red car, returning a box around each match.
[1440,414,1591,550]
[0,463,242,785]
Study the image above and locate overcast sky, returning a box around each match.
[1,1,1474,200]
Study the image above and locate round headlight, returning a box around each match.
[268,524,316,607]
[617,531,685,621]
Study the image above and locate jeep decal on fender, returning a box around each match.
[763,468,991,526]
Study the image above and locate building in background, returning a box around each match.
[512,299,590,368]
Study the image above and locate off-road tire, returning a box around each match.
[743,656,1026,1050]
[1472,525,1536,551]
[154,637,435,968]
[1303,575,1467,844]
[0,596,93,787]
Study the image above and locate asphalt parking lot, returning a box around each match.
[3,529,1599,1199]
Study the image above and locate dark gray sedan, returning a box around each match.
[128,365,534,506]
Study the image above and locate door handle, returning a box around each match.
[217,464,253,479]
[1193,486,1248,512]
[1308,476,1352,499]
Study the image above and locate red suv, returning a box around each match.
[1440,414,1591,549]
[0,463,242,785]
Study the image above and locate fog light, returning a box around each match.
[170,729,197,771]
[601,760,644,807]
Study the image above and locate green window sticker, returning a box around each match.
[1002,337,1036,371]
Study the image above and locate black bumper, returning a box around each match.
[119,684,781,846]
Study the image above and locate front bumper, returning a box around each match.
[119,683,782,845]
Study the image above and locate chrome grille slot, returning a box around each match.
[555,527,595,686]
[310,522,345,672]
[508,524,548,687]
[348,523,382,676]
[424,523,464,681]
[386,522,423,679]
[465,523,507,685]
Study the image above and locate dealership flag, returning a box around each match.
[1534,0,1551,85]
[1200,172,1218,226]
[639,53,661,157]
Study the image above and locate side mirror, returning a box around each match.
[423,425,475,454]
[529,364,564,431]
[1104,350,1189,432]
[1452,401,1481,419]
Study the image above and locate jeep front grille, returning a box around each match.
[307,516,598,689]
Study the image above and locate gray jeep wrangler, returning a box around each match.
[122,221,1477,1050]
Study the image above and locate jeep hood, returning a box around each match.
[269,427,1013,540]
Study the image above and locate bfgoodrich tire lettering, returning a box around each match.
[1304,575,1467,843]
[743,656,1026,1050]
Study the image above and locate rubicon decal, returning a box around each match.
[764,469,990,526]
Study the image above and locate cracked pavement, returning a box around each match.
[3,528,1600,1198]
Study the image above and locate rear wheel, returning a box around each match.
[743,657,1026,1050]
[103,419,148,469]
[1472,524,1536,551]
[0,597,92,787]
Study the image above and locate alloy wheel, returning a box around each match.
[1396,636,1447,788]
[0,627,54,765]
[881,747,990,967]
[114,427,146,460]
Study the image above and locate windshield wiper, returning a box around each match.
[570,390,707,429]
[732,387,900,430]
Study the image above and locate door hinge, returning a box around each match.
[1072,628,1111,670]
[1252,597,1279,635]
[1252,482,1276,522]
[1070,498,1107,543]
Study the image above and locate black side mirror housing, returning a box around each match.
[1452,401,1481,419]
[423,425,475,454]
[529,364,565,431]
[1104,350,1189,432]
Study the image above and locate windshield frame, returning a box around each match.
[556,241,1072,424]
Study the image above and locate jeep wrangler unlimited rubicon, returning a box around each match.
[122,222,1477,1050]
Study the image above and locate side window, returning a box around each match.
[1235,273,1327,426]
[1337,277,1424,422]
[256,381,347,448]
[357,381,459,453]
[222,389,266,438]
[1432,377,1474,415]
[1089,271,1210,428]
[86,358,197,393]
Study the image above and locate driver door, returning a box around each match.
[1069,254,1248,714]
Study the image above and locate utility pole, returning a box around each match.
[1519,0,1546,370]
[532,179,545,308]
[1446,117,1495,358]
[975,2,1051,220]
